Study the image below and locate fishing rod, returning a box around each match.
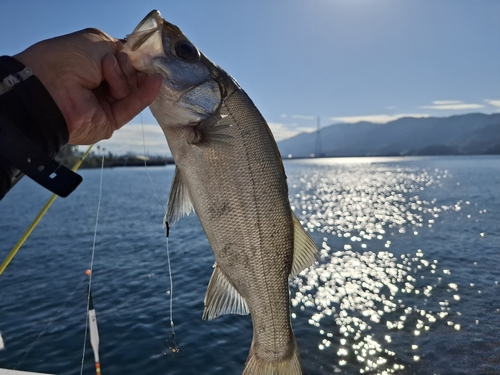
[0,147,102,374]
[0,145,94,275]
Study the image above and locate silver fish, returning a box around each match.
[124,10,318,375]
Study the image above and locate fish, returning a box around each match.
[123,10,318,375]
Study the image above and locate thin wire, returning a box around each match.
[13,278,85,371]
[80,152,105,375]
[166,228,173,328]
[164,222,177,353]
[140,115,177,352]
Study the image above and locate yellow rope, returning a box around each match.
[0,144,94,275]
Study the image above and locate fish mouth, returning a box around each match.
[125,10,222,125]
[126,10,164,51]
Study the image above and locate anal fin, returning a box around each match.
[290,213,319,277]
[203,263,249,320]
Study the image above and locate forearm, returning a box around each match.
[0,56,69,200]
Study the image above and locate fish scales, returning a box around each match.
[124,10,318,375]
[164,83,296,360]
[196,90,294,356]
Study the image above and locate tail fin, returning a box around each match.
[242,342,301,375]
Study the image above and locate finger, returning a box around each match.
[102,53,133,100]
[116,52,137,90]
[136,71,149,86]
[110,73,163,128]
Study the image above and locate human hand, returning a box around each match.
[14,28,163,145]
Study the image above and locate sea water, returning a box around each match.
[0,155,498,375]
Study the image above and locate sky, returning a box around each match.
[1,0,499,155]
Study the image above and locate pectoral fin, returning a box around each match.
[290,213,318,277]
[191,114,233,147]
[203,263,249,320]
[165,167,194,224]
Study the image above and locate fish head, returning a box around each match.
[123,10,222,127]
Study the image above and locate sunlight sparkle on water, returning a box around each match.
[292,246,461,373]
[288,163,464,374]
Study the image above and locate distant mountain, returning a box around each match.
[277,113,500,158]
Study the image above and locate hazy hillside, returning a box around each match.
[277,113,500,157]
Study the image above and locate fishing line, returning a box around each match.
[12,277,86,371]
[140,114,178,354]
[80,151,105,375]
[163,221,178,354]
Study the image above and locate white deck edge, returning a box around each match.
[0,369,55,375]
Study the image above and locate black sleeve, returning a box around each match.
[0,56,72,200]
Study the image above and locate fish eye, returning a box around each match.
[174,41,199,62]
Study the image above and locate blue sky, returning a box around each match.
[1,1,499,155]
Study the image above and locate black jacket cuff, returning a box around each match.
[0,55,70,200]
